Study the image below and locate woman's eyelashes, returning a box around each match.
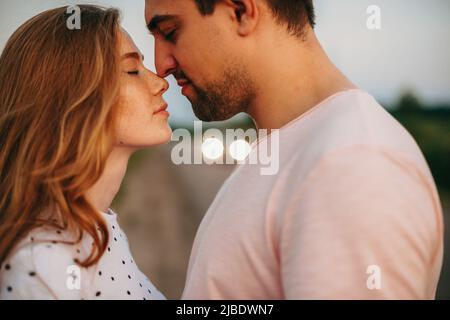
[127,70,140,76]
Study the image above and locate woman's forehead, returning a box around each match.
[118,28,142,57]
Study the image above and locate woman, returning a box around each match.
[0,5,170,299]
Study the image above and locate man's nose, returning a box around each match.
[154,41,178,78]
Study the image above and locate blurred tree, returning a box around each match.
[390,91,450,192]
[395,89,423,112]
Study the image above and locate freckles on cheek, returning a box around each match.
[116,107,132,145]
[116,86,153,145]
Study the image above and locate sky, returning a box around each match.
[0,0,449,125]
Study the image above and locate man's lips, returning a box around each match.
[176,79,191,87]
[177,79,193,97]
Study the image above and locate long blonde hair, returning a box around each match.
[0,5,121,267]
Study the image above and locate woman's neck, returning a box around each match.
[86,147,133,214]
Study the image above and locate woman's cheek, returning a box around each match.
[115,89,139,143]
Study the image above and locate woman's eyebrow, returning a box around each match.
[121,52,144,61]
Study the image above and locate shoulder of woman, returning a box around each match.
[0,229,89,300]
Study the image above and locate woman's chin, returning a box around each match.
[157,124,173,145]
[144,128,173,147]
[115,127,173,149]
[149,119,173,145]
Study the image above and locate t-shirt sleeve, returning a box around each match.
[279,147,442,299]
[0,242,85,300]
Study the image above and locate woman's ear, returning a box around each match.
[224,0,259,37]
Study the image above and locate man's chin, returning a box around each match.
[192,106,215,122]
[192,106,237,122]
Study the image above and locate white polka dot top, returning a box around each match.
[0,209,165,300]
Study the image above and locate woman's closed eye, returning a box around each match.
[127,70,140,75]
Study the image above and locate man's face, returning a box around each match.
[145,0,256,121]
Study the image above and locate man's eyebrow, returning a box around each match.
[147,14,178,33]
[121,52,144,61]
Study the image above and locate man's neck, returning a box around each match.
[248,32,356,130]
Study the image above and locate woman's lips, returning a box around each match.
[153,103,169,116]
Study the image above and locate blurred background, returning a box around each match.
[0,0,449,299]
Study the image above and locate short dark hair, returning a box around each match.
[194,0,315,37]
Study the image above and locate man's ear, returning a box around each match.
[223,0,259,36]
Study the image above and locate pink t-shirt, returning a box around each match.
[182,89,444,299]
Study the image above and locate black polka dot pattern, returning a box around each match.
[0,209,164,300]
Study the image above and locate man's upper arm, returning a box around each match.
[279,147,442,299]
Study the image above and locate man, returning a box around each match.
[145,0,443,299]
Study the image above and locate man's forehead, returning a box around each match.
[145,0,192,21]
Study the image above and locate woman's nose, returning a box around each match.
[148,71,169,96]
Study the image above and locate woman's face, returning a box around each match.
[114,29,171,149]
